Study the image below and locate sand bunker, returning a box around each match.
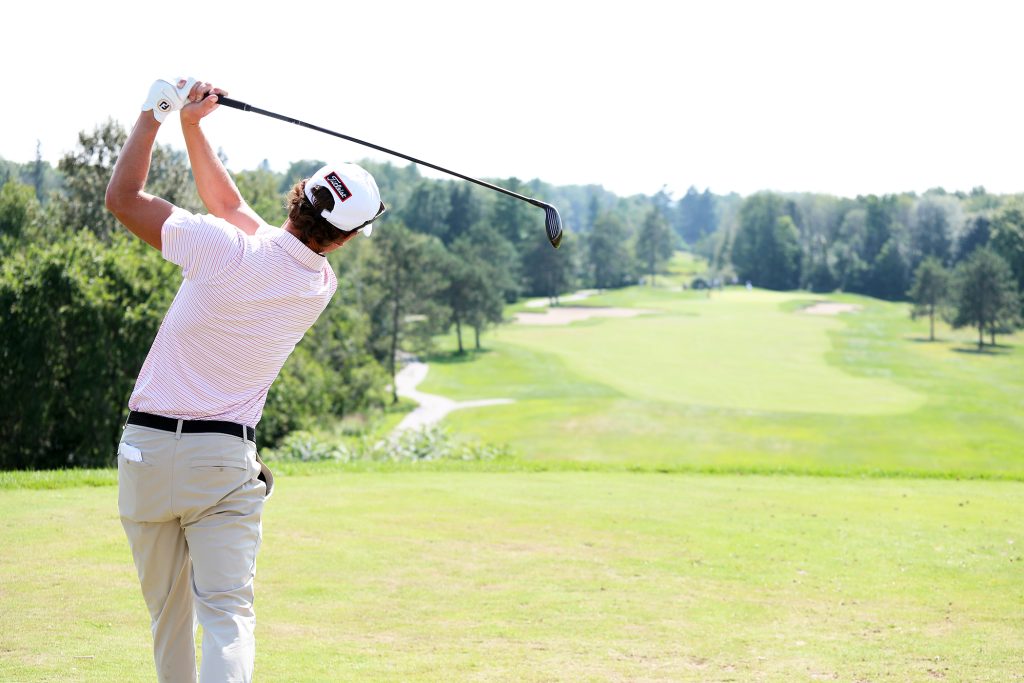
[524,289,599,308]
[801,302,862,316]
[514,307,654,326]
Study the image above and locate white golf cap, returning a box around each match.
[304,162,385,236]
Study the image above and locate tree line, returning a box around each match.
[3,119,1024,468]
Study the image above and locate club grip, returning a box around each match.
[210,95,248,111]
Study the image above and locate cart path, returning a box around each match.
[393,361,514,433]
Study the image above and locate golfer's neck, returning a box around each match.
[280,221,316,253]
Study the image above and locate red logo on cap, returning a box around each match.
[324,172,352,202]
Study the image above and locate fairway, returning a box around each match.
[504,291,922,415]
[423,288,1024,478]
[1,471,1022,682]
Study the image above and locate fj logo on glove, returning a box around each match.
[159,100,171,112]
[324,172,352,202]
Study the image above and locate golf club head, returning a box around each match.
[543,203,563,249]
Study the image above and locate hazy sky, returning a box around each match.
[3,0,1023,199]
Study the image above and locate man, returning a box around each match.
[105,77,385,682]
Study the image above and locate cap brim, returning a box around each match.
[361,225,373,237]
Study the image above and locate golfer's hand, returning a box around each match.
[180,81,228,126]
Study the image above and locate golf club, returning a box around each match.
[213,95,563,249]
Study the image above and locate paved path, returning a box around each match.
[393,362,514,433]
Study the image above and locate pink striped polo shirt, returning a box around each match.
[128,208,338,427]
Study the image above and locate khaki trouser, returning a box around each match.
[118,423,274,683]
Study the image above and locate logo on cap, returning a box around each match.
[324,172,352,202]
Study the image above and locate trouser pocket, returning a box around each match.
[117,427,174,522]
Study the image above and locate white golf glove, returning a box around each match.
[141,77,197,122]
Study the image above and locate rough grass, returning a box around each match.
[1,471,1022,682]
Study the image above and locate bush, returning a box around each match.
[0,231,177,468]
[260,294,388,448]
[0,227,388,468]
[260,426,510,464]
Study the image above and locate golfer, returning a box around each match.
[105,77,385,683]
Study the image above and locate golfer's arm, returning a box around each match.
[105,113,174,250]
[181,121,261,235]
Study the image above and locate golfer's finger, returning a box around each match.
[187,80,205,101]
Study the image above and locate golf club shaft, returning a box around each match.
[214,95,546,210]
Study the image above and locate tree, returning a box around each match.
[949,248,1020,350]
[31,141,45,201]
[0,180,40,248]
[989,200,1024,302]
[908,257,949,341]
[279,159,325,193]
[446,183,481,245]
[868,239,909,301]
[462,222,521,304]
[361,222,449,402]
[796,193,846,291]
[401,179,452,242]
[677,186,717,245]
[909,195,959,269]
[56,120,198,240]
[522,225,575,300]
[437,241,496,354]
[235,167,287,225]
[451,235,508,351]
[955,214,991,263]
[635,207,674,285]
[587,211,632,289]
[490,177,536,250]
[805,259,838,293]
[0,232,178,468]
[586,192,601,232]
[861,195,896,264]
[55,120,126,237]
[731,193,801,290]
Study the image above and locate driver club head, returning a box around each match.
[543,204,563,249]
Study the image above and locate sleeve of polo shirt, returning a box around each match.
[161,208,245,281]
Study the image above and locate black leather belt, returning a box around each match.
[127,411,256,443]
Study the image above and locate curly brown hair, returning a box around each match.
[286,181,348,252]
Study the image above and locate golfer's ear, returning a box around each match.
[105,192,176,250]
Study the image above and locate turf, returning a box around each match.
[423,288,1024,478]
[4,285,1023,681]
[1,471,1022,682]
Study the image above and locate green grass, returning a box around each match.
[5,284,1023,681]
[647,250,706,289]
[2,470,1022,682]
[422,287,1024,478]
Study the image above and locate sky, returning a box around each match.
[3,0,1024,200]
